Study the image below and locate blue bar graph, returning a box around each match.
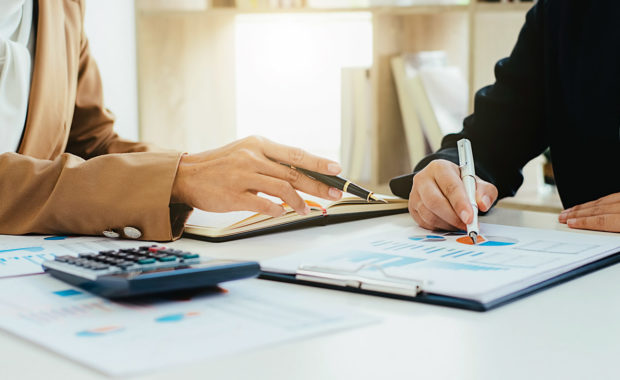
[424,261,503,272]
[441,250,463,258]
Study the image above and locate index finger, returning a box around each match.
[261,139,342,175]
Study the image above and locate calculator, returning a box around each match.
[42,245,260,298]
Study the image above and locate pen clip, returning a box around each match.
[295,263,424,297]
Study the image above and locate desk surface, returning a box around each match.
[2,208,619,380]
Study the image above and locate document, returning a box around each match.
[263,223,620,304]
[0,275,375,376]
[0,235,152,278]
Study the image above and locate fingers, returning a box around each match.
[559,193,620,223]
[475,176,499,212]
[415,180,466,230]
[407,159,500,232]
[414,203,457,231]
[257,136,342,175]
[430,161,474,224]
[256,159,342,201]
[238,194,286,218]
[566,214,620,233]
[559,203,620,222]
[245,174,310,215]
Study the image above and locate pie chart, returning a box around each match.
[456,235,518,246]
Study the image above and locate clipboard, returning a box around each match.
[260,251,620,312]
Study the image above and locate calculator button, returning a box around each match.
[137,258,156,264]
[125,255,138,261]
[55,256,72,262]
[182,253,200,259]
[157,256,177,262]
[78,253,96,258]
[148,247,165,253]
[93,265,109,270]
[120,248,138,253]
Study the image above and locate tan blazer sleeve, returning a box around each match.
[0,151,190,241]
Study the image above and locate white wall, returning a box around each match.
[83,0,139,141]
[235,13,373,162]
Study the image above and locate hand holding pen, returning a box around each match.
[172,136,344,218]
[406,140,498,233]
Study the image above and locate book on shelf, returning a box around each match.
[341,67,372,184]
[184,193,408,242]
[391,51,468,167]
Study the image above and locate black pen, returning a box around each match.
[283,164,383,203]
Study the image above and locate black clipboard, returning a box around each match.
[260,250,620,312]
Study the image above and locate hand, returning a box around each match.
[558,192,620,233]
[171,136,343,217]
[408,159,498,231]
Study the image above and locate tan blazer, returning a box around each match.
[0,0,191,241]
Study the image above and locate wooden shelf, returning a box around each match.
[138,5,470,15]
[137,1,534,14]
[474,2,534,13]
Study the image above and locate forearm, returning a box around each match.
[0,151,191,241]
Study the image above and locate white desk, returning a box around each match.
[2,208,620,380]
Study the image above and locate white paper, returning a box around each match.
[0,275,375,376]
[263,223,620,304]
[0,235,154,278]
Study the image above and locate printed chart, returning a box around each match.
[0,236,148,278]
[0,276,374,376]
[456,235,519,246]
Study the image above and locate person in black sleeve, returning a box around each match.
[389,0,620,233]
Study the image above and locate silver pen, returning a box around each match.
[457,138,479,244]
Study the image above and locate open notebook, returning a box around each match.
[184,193,408,242]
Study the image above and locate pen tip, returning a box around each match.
[469,232,478,245]
[368,193,387,203]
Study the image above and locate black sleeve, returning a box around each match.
[390,2,549,200]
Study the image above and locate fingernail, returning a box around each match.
[327,163,341,174]
[328,188,342,199]
[460,210,470,224]
[302,205,310,215]
[482,195,491,209]
[567,218,576,226]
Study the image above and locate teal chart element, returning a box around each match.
[76,326,124,337]
[0,246,44,253]
[409,235,446,242]
[155,312,201,323]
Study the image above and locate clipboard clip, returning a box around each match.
[295,263,424,297]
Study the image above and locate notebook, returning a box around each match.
[183,193,408,242]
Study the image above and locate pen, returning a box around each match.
[283,164,382,203]
[457,138,479,244]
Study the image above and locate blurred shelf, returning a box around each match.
[474,2,534,13]
[137,5,470,15]
[137,1,533,15]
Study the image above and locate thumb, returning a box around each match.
[475,177,498,212]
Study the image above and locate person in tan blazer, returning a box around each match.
[0,0,343,241]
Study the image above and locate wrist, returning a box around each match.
[171,153,190,205]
